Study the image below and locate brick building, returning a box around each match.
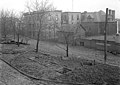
[56,12,86,43]
[23,9,117,40]
[81,21,117,36]
[61,12,85,36]
[81,10,117,36]
[62,12,81,24]
[23,10,62,39]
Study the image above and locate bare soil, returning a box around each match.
[1,43,120,85]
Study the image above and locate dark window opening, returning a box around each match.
[80,42,84,46]
[77,15,79,20]
[72,15,74,20]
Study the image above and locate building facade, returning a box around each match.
[81,22,117,36]
[62,12,81,24]
[81,10,117,36]
[23,9,117,40]
[56,12,87,44]
[23,10,62,39]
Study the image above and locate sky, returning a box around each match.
[0,0,120,18]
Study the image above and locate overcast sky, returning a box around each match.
[0,0,120,18]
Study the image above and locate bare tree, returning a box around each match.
[15,19,20,47]
[0,9,17,40]
[56,26,74,57]
[12,13,25,46]
[26,0,54,52]
[48,14,60,40]
[55,22,86,57]
[0,9,10,38]
[9,11,17,40]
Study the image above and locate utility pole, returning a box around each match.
[104,8,108,64]
[117,20,119,33]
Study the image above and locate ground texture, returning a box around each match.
[0,38,120,85]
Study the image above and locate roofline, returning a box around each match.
[63,12,81,13]
[23,10,62,16]
[81,21,117,23]
[81,10,105,14]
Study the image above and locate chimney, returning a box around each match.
[112,10,115,20]
[109,9,112,15]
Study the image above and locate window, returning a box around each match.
[80,42,84,46]
[29,17,31,21]
[48,15,51,21]
[71,15,74,20]
[77,15,79,20]
[77,22,79,24]
[55,15,58,21]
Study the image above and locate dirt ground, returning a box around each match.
[28,39,120,67]
[0,42,120,85]
[0,44,35,85]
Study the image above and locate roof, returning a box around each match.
[23,10,62,16]
[63,12,81,13]
[81,10,106,22]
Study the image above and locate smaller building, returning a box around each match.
[57,11,84,44]
[81,10,117,36]
[81,21,117,36]
[81,10,115,22]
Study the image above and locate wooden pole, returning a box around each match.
[104,8,108,64]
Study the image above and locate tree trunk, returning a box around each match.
[14,32,15,40]
[36,29,40,53]
[49,27,50,39]
[4,23,6,38]
[54,28,56,40]
[13,26,15,40]
[17,33,20,47]
[66,43,69,57]
[54,25,56,40]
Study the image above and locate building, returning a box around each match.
[81,10,105,22]
[81,22,117,36]
[61,12,86,37]
[23,9,117,41]
[81,10,115,22]
[56,12,86,44]
[81,10,117,36]
[57,24,86,44]
[62,12,81,24]
[23,10,62,39]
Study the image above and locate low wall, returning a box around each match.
[78,39,120,53]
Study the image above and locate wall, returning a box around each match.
[62,12,81,24]
[78,39,120,53]
[99,22,117,35]
[23,11,62,39]
[56,31,74,44]
[81,22,117,36]
[68,12,81,24]
[81,22,100,36]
